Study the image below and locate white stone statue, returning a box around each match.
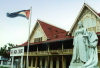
[71,22,89,63]
[83,31,98,68]
[70,21,98,68]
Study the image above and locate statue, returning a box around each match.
[71,22,89,63]
[83,31,98,68]
[69,21,98,68]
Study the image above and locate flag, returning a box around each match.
[7,10,30,19]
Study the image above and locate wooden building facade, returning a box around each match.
[11,3,100,68]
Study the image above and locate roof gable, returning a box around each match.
[37,20,67,40]
[20,20,67,46]
[29,20,47,43]
[69,3,100,35]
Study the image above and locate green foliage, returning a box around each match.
[0,43,15,57]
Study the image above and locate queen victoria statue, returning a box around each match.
[69,21,98,68]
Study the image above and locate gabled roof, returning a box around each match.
[69,3,100,34]
[37,20,67,40]
[20,20,68,46]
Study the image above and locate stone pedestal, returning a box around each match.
[69,63,99,68]
[69,63,84,68]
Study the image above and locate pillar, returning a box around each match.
[37,46,38,53]
[40,58,42,68]
[45,57,48,68]
[62,56,66,68]
[31,57,33,68]
[48,45,49,52]
[35,57,38,68]
[20,56,23,68]
[50,57,53,68]
[62,43,64,51]
[48,56,50,68]
[56,57,59,68]
[23,57,26,68]
[11,56,14,68]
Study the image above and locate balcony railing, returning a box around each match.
[24,46,100,56]
[24,49,73,56]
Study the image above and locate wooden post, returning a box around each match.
[50,57,53,68]
[37,46,38,53]
[45,57,48,68]
[48,44,49,52]
[35,57,38,68]
[48,56,50,68]
[11,56,14,68]
[56,57,59,68]
[62,43,64,51]
[21,56,23,68]
[40,58,42,68]
[23,57,26,68]
[31,57,33,68]
[62,56,66,68]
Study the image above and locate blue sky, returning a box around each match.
[0,0,100,46]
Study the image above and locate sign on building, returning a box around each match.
[10,47,24,56]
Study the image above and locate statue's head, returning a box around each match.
[78,21,83,28]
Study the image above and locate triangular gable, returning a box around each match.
[29,20,67,43]
[29,20,48,43]
[69,3,100,35]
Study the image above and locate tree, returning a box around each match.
[0,43,15,57]
[7,43,15,52]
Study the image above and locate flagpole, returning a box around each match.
[27,6,32,68]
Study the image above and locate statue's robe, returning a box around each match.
[71,28,88,63]
[84,31,98,68]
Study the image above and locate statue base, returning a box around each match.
[69,63,99,68]
[69,63,84,68]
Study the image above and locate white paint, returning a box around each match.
[20,56,23,68]
[10,47,24,56]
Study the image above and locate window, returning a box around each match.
[34,37,42,42]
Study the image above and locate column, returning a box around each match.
[40,58,42,68]
[23,57,26,68]
[48,56,50,68]
[20,56,23,68]
[48,44,49,52]
[62,56,66,68]
[45,57,48,68]
[50,57,53,68]
[31,57,33,68]
[35,57,38,68]
[56,57,59,68]
[62,43,64,51]
[37,46,38,53]
[11,56,14,68]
